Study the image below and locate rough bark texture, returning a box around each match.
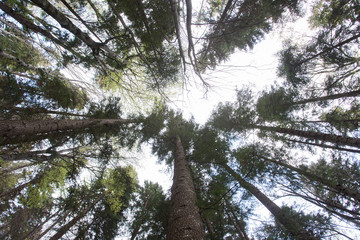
[166,135,205,240]
[255,125,360,148]
[222,164,317,240]
[0,118,134,144]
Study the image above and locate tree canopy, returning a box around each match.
[1,0,359,239]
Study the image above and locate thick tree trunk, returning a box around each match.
[254,125,360,148]
[49,194,104,240]
[166,135,205,240]
[222,163,317,240]
[0,118,135,145]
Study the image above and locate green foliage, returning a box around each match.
[198,0,302,70]
[209,87,256,132]
[256,87,296,122]
[323,105,360,133]
[129,181,169,239]
[102,165,137,213]
[24,165,68,208]
[258,206,334,239]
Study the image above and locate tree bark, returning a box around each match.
[222,163,317,240]
[253,124,360,149]
[263,157,360,203]
[0,162,36,175]
[293,89,360,105]
[49,194,104,240]
[0,175,41,198]
[0,118,135,145]
[35,211,70,240]
[285,138,360,154]
[166,135,205,240]
[0,2,83,59]
[30,0,102,53]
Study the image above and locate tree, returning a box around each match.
[197,0,302,71]
[258,206,336,239]
[49,166,137,240]
[129,181,169,240]
[210,89,360,149]
[142,111,206,239]
[256,86,360,122]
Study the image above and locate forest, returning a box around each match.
[0,0,359,239]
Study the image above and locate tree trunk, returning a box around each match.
[166,135,205,240]
[222,163,316,240]
[203,216,215,239]
[30,0,101,52]
[35,211,70,240]
[130,197,149,240]
[254,125,360,148]
[0,118,135,145]
[225,209,246,240]
[58,0,102,41]
[293,89,360,105]
[285,138,360,154]
[49,194,104,240]
[0,175,41,198]
[0,162,37,175]
[224,201,249,240]
[0,2,83,59]
[263,157,360,203]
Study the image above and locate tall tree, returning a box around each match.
[143,111,206,239]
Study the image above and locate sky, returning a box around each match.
[135,10,313,190]
[131,6,359,239]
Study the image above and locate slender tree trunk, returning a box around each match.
[285,138,360,154]
[0,175,41,198]
[203,216,215,239]
[225,208,246,240]
[0,2,83,59]
[0,149,53,162]
[0,118,135,145]
[292,89,360,105]
[253,124,360,148]
[30,0,101,52]
[224,201,249,240]
[130,197,149,240]
[24,209,61,240]
[49,194,104,240]
[35,211,70,240]
[0,162,37,175]
[263,157,360,203]
[221,163,317,240]
[58,0,102,41]
[166,135,205,240]
[230,209,249,240]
